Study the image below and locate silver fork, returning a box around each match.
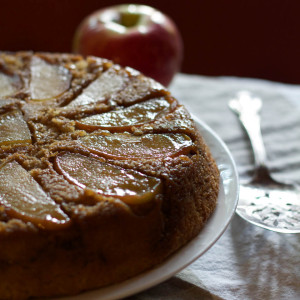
[228,91,300,233]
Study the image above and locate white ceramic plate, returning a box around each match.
[59,116,239,300]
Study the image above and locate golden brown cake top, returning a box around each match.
[0,52,203,231]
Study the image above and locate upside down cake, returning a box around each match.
[0,52,219,299]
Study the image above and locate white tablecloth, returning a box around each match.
[126,74,300,300]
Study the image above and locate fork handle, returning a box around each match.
[229,91,268,170]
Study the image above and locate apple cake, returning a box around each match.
[0,52,219,299]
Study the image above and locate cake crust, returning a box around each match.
[0,52,219,299]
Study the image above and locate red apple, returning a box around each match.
[72,4,183,86]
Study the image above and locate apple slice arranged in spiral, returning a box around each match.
[0,161,70,229]
[76,98,171,132]
[0,72,21,97]
[66,67,126,108]
[55,152,162,205]
[78,132,194,160]
[0,109,32,146]
[30,56,71,100]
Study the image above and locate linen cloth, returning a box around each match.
[126,74,300,300]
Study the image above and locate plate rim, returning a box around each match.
[59,116,239,300]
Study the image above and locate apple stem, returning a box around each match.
[118,12,140,28]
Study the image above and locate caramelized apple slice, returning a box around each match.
[0,161,70,229]
[66,68,126,108]
[55,153,162,205]
[30,56,71,100]
[78,132,194,159]
[76,98,171,132]
[0,110,32,146]
[0,72,21,97]
[0,99,18,109]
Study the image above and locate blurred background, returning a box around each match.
[1,0,300,84]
